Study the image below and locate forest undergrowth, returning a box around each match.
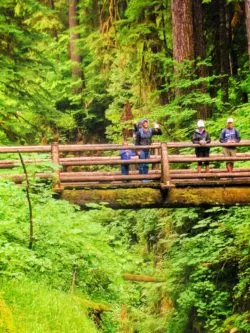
[0,181,249,332]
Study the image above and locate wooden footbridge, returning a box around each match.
[1,141,250,208]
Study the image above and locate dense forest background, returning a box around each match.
[0,0,250,332]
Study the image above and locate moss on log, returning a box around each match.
[61,187,250,208]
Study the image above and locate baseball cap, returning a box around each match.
[197,120,205,128]
[227,117,234,123]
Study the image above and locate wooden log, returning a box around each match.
[167,140,250,148]
[0,172,52,183]
[161,143,173,188]
[169,156,250,163]
[170,153,250,159]
[61,187,250,208]
[60,170,161,176]
[61,182,160,189]
[171,172,250,179]
[170,167,250,174]
[0,145,51,153]
[122,273,164,283]
[0,140,249,154]
[0,159,49,168]
[60,173,161,182]
[51,142,61,189]
[60,158,161,166]
[173,178,250,186]
[59,144,161,152]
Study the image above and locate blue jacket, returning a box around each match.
[120,149,136,160]
[219,128,240,143]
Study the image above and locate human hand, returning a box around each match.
[153,122,159,129]
[199,140,206,145]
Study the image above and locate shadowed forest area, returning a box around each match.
[0,0,250,332]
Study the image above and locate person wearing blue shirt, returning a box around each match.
[135,119,162,174]
[120,141,136,175]
[219,118,240,172]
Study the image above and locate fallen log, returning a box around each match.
[123,273,164,283]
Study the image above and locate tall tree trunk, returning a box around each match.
[171,0,194,62]
[172,0,211,118]
[192,0,210,119]
[49,0,55,10]
[121,101,133,140]
[192,0,206,62]
[245,0,250,63]
[69,0,84,94]
[218,0,230,102]
[228,3,238,76]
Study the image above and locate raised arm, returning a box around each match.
[152,128,162,135]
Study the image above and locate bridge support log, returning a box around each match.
[60,187,250,208]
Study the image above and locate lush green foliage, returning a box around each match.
[162,207,250,332]
[0,0,250,332]
[1,279,98,333]
[0,180,249,332]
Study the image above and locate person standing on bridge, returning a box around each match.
[120,140,136,175]
[219,118,241,172]
[192,120,211,173]
[135,119,162,175]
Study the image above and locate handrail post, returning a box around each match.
[152,143,160,170]
[161,143,173,189]
[51,142,61,190]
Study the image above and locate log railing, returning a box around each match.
[0,140,249,189]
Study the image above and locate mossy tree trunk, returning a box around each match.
[245,0,250,63]
[69,0,84,94]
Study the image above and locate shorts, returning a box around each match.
[195,148,210,166]
[223,148,236,157]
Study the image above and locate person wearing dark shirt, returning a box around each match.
[219,117,240,172]
[192,120,211,173]
[135,119,162,175]
[119,141,136,175]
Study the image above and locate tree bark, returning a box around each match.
[192,0,206,62]
[192,0,210,119]
[245,0,250,63]
[69,0,84,94]
[120,101,133,140]
[49,0,55,10]
[218,0,230,102]
[171,0,194,62]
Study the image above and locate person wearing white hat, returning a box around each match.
[192,120,211,173]
[219,118,240,172]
